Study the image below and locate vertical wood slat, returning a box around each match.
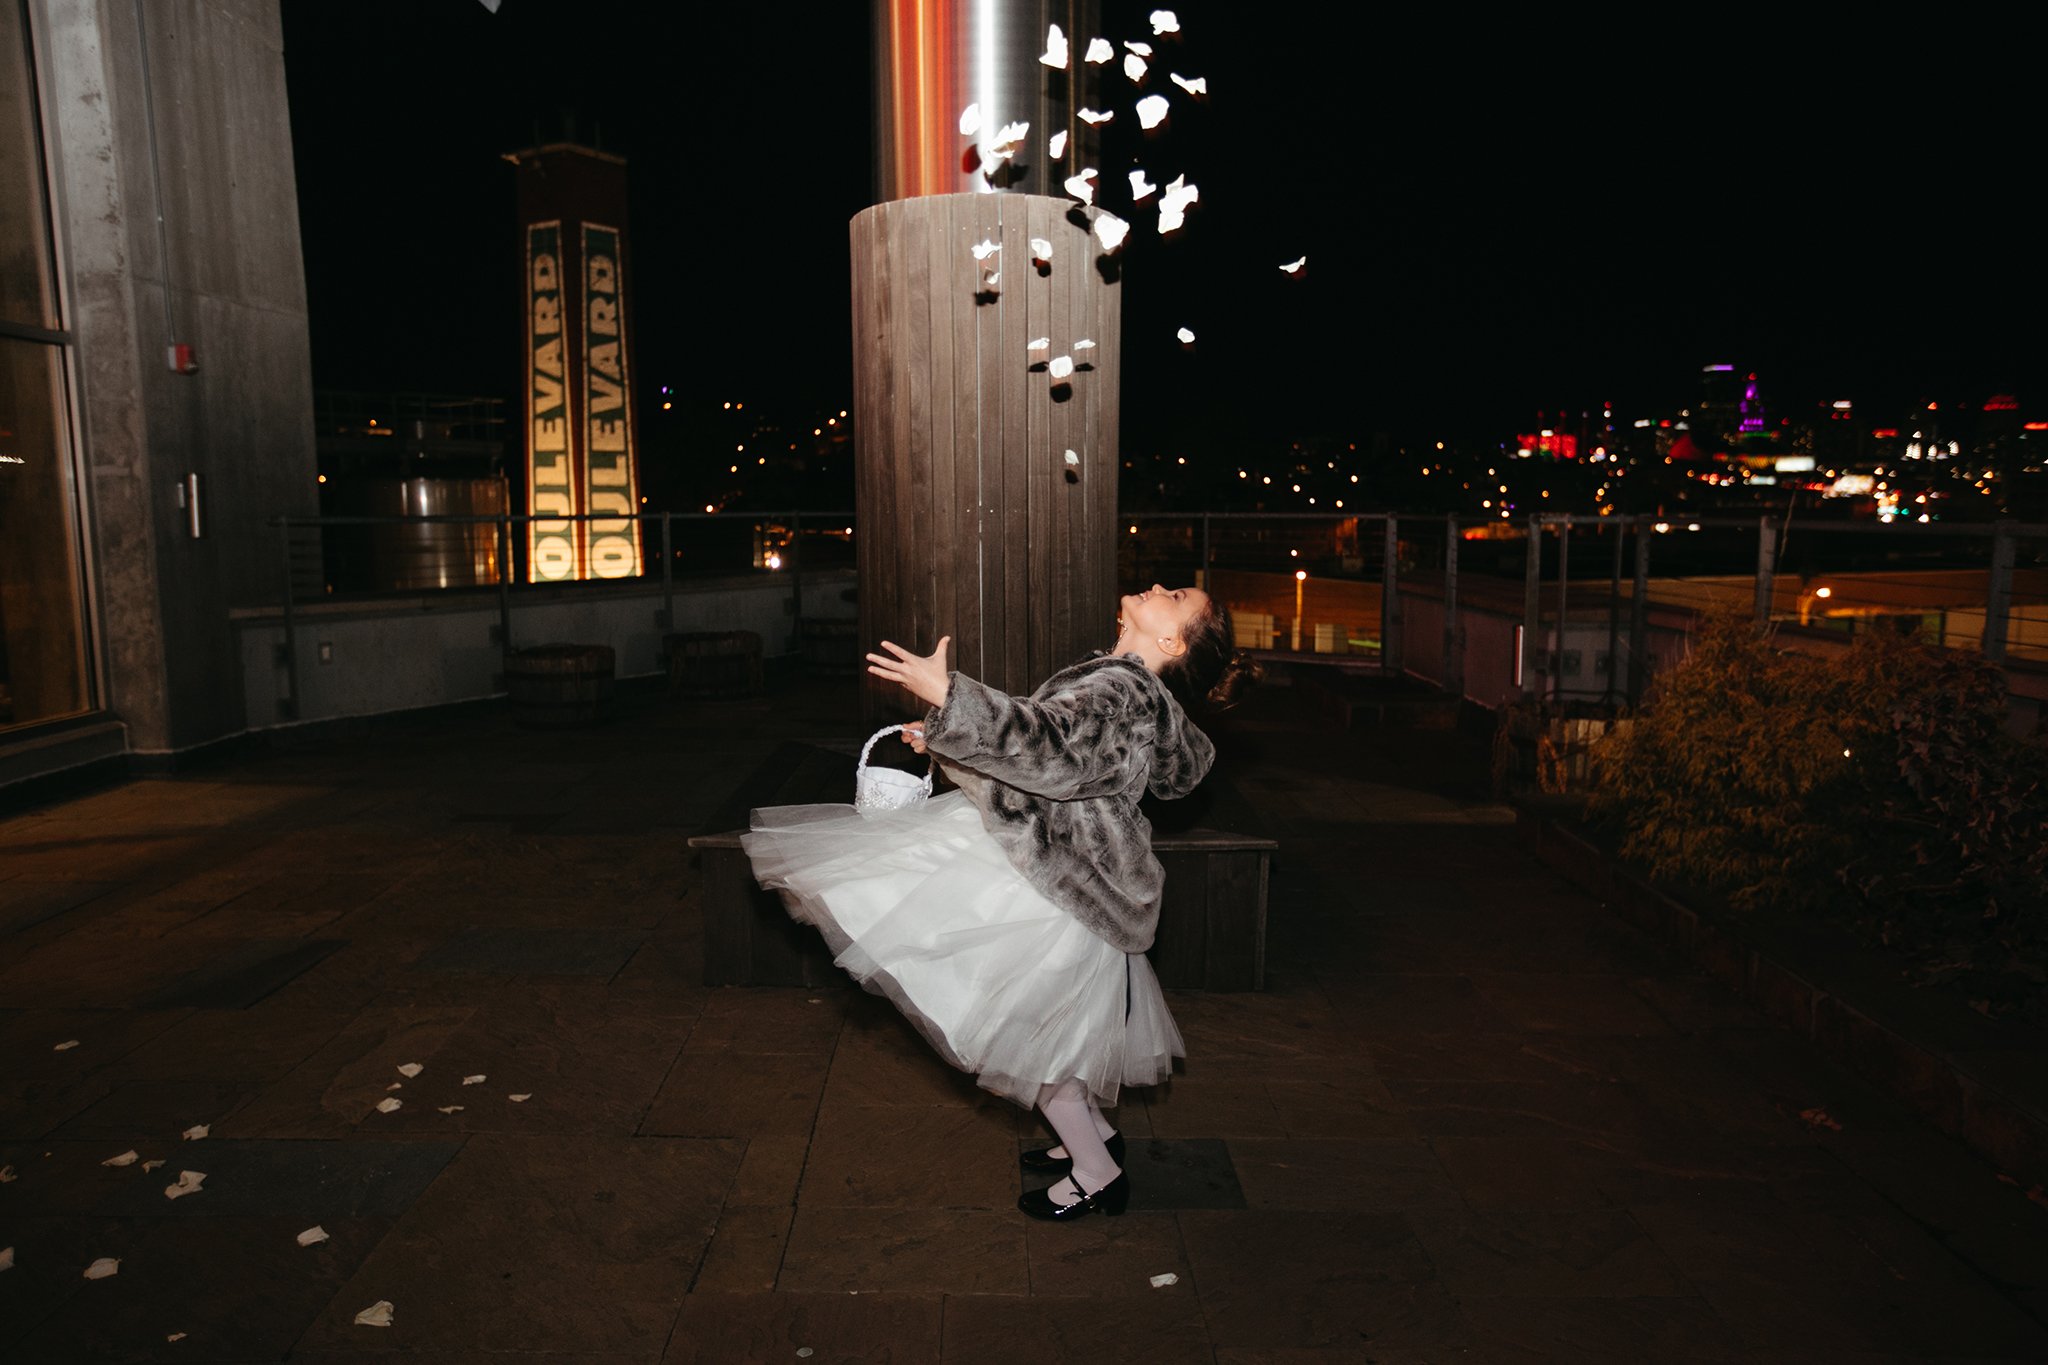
[949,193,983,684]
[851,193,1116,715]
[1149,850,1208,988]
[1204,853,1267,991]
[903,208,935,654]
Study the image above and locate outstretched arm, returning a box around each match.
[920,668,1140,801]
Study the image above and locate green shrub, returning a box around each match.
[1589,612,2048,1015]
[1588,611,1902,909]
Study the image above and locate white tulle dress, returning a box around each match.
[743,789,1184,1109]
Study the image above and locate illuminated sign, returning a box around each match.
[526,222,577,581]
[1774,456,1815,472]
[580,223,642,578]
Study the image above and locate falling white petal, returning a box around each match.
[1084,37,1113,63]
[970,239,1001,261]
[437,1105,464,1114]
[385,1082,402,1091]
[1170,72,1207,96]
[1093,211,1130,252]
[1123,53,1147,83]
[1073,339,1097,351]
[0,1166,13,1183]
[1123,40,1154,56]
[1077,108,1114,126]
[181,1123,209,1141]
[353,1301,395,1328]
[141,1160,164,1172]
[1064,450,1081,465]
[1039,23,1068,68]
[1048,356,1075,381]
[958,103,981,137]
[374,1097,401,1114]
[461,1074,485,1086]
[1048,130,1068,159]
[979,267,1001,293]
[1135,95,1170,131]
[102,1150,140,1167]
[1150,9,1181,35]
[1063,169,1097,204]
[1129,169,1157,200]
[1177,327,1196,344]
[54,1040,79,1051]
[508,1093,532,1103]
[988,120,1030,154]
[296,1225,329,1247]
[1029,237,1053,264]
[1027,337,1050,353]
[396,1063,423,1078]
[163,1170,206,1200]
[1150,1271,1181,1287]
[1280,255,1307,274]
[84,1257,120,1280]
[0,1246,12,1272]
[167,1334,185,1342]
[1157,175,1200,232]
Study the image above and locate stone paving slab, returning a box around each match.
[4,676,2048,1361]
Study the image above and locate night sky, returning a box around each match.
[282,2,2043,456]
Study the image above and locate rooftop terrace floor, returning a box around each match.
[2,672,2046,1362]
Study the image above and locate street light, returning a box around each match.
[1293,569,1307,651]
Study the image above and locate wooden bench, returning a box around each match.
[686,741,1277,991]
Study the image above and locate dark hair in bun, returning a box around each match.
[1161,599,1264,711]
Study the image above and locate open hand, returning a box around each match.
[867,636,951,709]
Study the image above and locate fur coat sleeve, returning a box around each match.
[921,652,1216,953]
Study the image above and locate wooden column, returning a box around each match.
[852,193,1120,717]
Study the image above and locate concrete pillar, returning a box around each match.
[36,0,316,752]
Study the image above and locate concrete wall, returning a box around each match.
[36,0,315,754]
[231,570,858,732]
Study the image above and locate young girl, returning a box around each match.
[743,584,1256,1220]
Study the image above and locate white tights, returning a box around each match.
[1037,1079,1122,1199]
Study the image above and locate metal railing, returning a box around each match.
[268,507,2048,718]
[270,510,855,720]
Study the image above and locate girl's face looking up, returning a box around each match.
[1119,584,1210,648]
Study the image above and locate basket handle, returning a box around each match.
[858,723,931,779]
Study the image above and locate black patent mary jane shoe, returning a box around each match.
[1018,1171,1131,1221]
[1019,1130,1125,1174]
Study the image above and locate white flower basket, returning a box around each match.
[855,724,934,814]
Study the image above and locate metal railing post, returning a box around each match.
[497,514,513,654]
[1553,516,1570,702]
[1984,522,2015,664]
[278,518,300,721]
[660,512,674,629]
[1442,513,1461,698]
[1627,516,1651,707]
[1521,515,1542,697]
[789,512,804,646]
[1380,514,1400,675]
[1754,514,1776,630]
[1605,517,1623,705]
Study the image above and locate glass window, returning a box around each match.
[0,0,58,331]
[0,338,91,730]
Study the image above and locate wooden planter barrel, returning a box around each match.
[851,193,1119,718]
[665,630,764,698]
[505,644,615,727]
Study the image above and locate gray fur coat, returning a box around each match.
[922,652,1215,954]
